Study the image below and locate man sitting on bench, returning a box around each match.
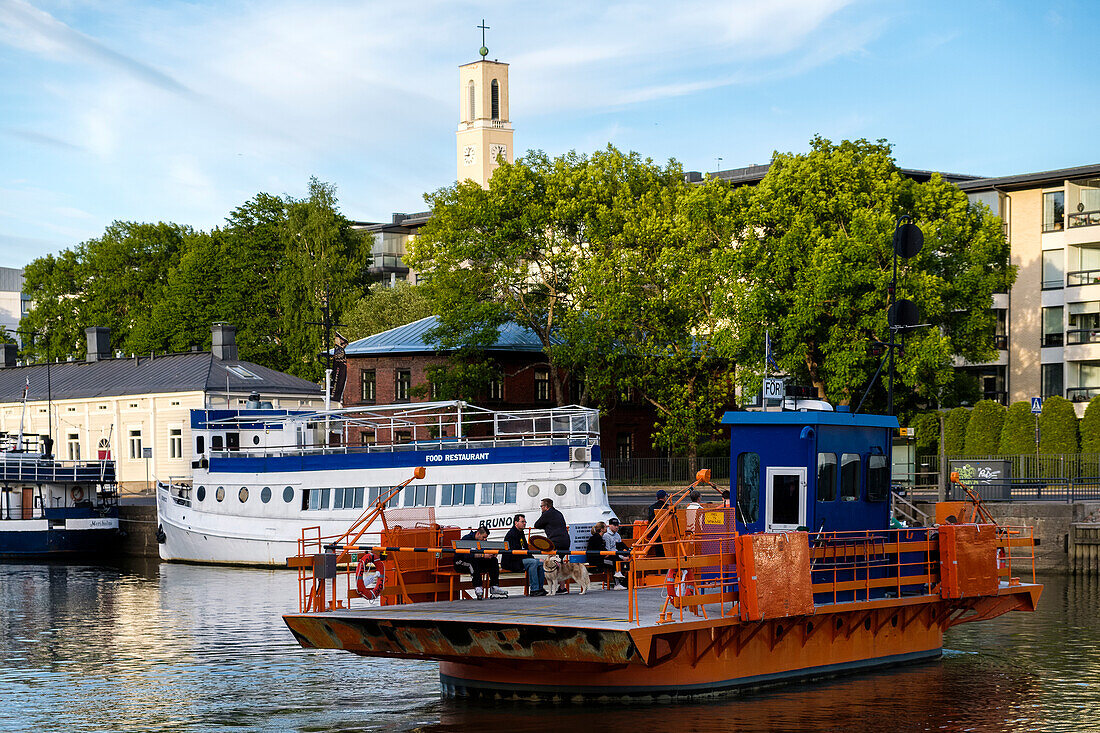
[454,525,508,599]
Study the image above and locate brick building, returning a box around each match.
[341,316,658,459]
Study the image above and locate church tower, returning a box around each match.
[456,26,513,188]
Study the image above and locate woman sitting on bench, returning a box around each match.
[454,526,508,599]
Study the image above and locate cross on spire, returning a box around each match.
[477,19,489,59]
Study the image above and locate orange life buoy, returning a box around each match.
[665,568,691,598]
[355,552,385,600]
[71,486,84,502]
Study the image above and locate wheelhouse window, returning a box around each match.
[404,485,437,507]
[816,452,837,502]
[441,483,475,506]
[840,453,861,501]
[736,452,760,523]
[481,482,517,505]
[360,369,376,402]
[867,455,889,502]
[395,369,411,402]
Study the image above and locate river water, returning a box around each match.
[1,561,1097,732]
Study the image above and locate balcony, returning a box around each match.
[993,334,1008,350]
[1067,269,1100,287]
[1067,329,1100,345]
[1070,209,1100,229]
[367,254,409,275]
[1043,333,1064,347]
[1067,386,1100,403]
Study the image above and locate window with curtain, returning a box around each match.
[1044,191,1065,232]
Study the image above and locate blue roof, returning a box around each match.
[345,316,547,355]
[720,409,899,429]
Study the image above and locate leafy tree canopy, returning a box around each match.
[344,282,435,342]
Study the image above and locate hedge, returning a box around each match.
[1081,396,1100,453]
[944,407,970,455]
[1039,395,1078,454]
[964,400,1006,456]
[912,412,940,454]
[999,401,1037,455]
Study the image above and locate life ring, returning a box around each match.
[355,552,385,600]
[71,486,84,502]
[665,568,692,598]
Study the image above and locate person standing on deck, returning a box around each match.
[645,490,669,557]
[534,498,569,551]
[503,514,547,596]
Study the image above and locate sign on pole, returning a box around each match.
[1031,397,1043,414]
[763,378,784,401]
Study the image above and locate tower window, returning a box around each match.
[468,80,475,121]
[491,79,500,120]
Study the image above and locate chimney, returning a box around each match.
[85,327,111,362]
[211,322,238,361]
[1,343,16,368]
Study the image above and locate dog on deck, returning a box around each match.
[542,554,591,595]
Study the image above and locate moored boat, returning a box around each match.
[281,406,1042,700]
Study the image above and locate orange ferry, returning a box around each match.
[282,408,1041,700]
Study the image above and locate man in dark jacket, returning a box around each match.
[503,514,546,596]
[534,498,569,551]
[645,489,668,558]
[454,526,507,599]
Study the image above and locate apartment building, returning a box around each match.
[958,164,1100,415]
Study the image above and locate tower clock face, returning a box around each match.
[463,145,476,166]
[489,144,507,163]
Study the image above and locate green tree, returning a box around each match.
[20,222,188,360]
[344,282,435,341]
[964,400,1006,456]
[1039,395,1078,454]
[999,401,1037,454]
[1082,396,1100,453]
[944,407,970,455]
[714,137,1015,414]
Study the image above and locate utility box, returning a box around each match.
[313,552,337,580]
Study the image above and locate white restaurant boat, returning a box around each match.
[156,401,613,566]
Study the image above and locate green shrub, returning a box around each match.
[912,412,940,455]
[964,400,1006,456]
[999,401,1037,454]
[943,407,970,455]
[1081,396,1100,453]
[1039,395,1078,454]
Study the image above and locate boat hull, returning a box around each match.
[0,521,121,559]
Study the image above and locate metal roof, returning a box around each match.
[720,409,898,429]
[693,164,981,187]
[0,352,322,403]
[956,163,1100,192]
[345,315,546,355]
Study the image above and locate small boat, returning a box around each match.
[0,434,121,559]
[156,400,612,566]
[281,406,1042,700]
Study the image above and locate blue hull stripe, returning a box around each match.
[210,444,600,474]
[0,528,121,558]
[440,648,942,698]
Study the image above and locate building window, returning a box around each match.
[431,378,444,400]
[1043,190,1065,232]
[816,453,837,502]
[534,369,551,401]
[395,369,411,402]
[1042,250,1064,290]
[67,433,80,461]
[616,431,633,462]
[840,453,861,501]
[169,428,183,459]
[1042,306,1064,347]
[490,79,500,120]
[395,429,413,444]
[359,430,375,446]
[128,429,142,460]
[480,482,517,505]
[487,374,503,401]
[1068,306,1100,345]
[1042,364,1063,399]
[1069,177,1100,228]
[994,309,1008,350]
[441,483,476,506]
[360,369,376,403]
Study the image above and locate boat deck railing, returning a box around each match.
[208,434,598,462]
[0,456,116,485]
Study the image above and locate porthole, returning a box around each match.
[579,482,591,495]
[252,435,260,445]
[527,485,540,497]
[261,487,272,503]
[283,486,294,503]
[215,486,225,502]
[239,487,249,503]
[196,486,206,502]
[554,483,567,496]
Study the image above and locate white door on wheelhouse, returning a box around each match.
[765,466,807,532]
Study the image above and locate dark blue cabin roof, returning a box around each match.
[720,409,898,429]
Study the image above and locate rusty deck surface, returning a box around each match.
[297,585,683,631]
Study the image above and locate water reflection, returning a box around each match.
[0,563,1095,733]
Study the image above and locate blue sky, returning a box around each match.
[1,0,1097,268]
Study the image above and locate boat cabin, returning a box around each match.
[721,406,898,534]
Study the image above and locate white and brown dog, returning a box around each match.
[542,554,591,595]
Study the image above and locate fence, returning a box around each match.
[605,456,730,487]
[900,453,1100,502]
